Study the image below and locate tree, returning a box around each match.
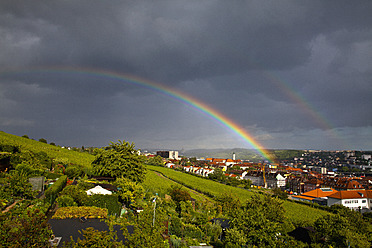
[114,177,145,207]
[119,205,169,247]
[0,208,52,247]
[145,155,164,166]
[92,140,146,182]
[39,138,47,143]
[229,194,288,247]
[169,185,191,216]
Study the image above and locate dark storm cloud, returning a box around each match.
[2,1,370,81]
[0,0,371,149]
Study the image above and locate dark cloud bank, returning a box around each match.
[0,1,371,150]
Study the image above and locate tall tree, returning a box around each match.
[92,140,146,182]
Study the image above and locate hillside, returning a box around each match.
[0,131,95,168]
[147,165,330,224]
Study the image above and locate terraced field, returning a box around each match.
[142,170,210,203]
[146,165,330,223]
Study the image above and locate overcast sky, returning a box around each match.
[0,1,371,151]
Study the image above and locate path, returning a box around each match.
[2,200,21,213]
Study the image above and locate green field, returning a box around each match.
[146,165,330,223]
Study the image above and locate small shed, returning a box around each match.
[86,185,112,195]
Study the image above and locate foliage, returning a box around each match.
[229,194,288,247]
[52,206,108,219]
[15,163,44,177]
[114,177,144,207]
[0,131,95,169]
[44,175,67,205]
[62,227,123,248]
[0,170,35,201]
[145,155,164,166]
[0,208,52,247]
[45,171,63,179]
[224,228,247,248]
[169,185,191,216]
[119,205,169,247]
[59,184,91,206]
[272,187,288,200]
[56,195,77,207]
[89,194,122,216]
[313,214,370,248]
[64,164,83,178]
[311,204,372,247]
[216,193,242,216]
[92,140,146,182]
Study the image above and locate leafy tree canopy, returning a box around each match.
[92,140,146,182]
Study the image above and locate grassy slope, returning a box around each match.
[147,165,330,223]
[0,131,94,168]
[142,170,210,203]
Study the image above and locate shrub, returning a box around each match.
[64,165,83,179]
[88,194,121,216]
[56,195,77,207]
[44,175,67,205]
[59,185,91,206]
[52,206,108,219]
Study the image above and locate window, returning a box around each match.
[362,200,366,203]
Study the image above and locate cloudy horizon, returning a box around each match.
[0,1,371,151]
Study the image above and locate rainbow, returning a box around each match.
[261,71,344,146]
[0,66,275,163]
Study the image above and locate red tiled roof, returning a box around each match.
[301,188,338,198]
[328,190,370,199]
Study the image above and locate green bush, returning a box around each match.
[45,172,63,179]
[88,194,121,216]
[64,165,83,179]
[56,195,77,207]
[44,175,67,205]
[59,185,91,206]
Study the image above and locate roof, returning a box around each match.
[49,218,129,246]
[302,188,338,198]
[328,190,371,200]
[86,185,112,195]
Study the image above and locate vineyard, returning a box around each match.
[0,131,94,168]
[142,170,210,203]
[146,165,330,224]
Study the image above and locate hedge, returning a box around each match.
[44,175,68,205]
[88,194,122,216]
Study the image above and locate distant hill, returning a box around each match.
[183,148,304,162]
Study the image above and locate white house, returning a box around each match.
[276,174,286,188]
[327,190,372,211]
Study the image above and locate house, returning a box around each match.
[292,188,338,205]
[333,179,364,191]
[303,178,324,193]
[327,190,372,211]
[275,174,286,188]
